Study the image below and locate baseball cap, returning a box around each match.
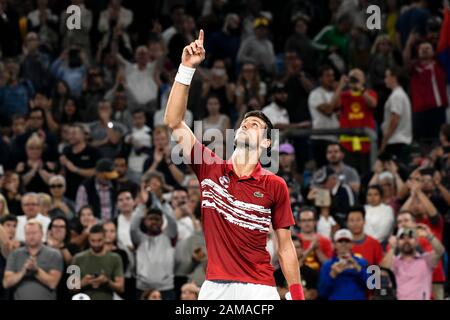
[279,143,295,155]
[334,229,353,242]
[253,17,269,29]
[95,158,119,180]
[313,166,336,185]
[397,227,416,238]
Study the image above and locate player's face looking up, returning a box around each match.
[235,116,270,152]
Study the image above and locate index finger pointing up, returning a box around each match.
[198,29,204,44]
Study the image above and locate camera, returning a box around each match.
[349,76,359,85]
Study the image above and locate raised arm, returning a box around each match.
[164,30,205,158]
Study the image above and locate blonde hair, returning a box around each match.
[0,193,10,216]
[371,34,392,55]
[38,193,52,208]
[25,218,43,231]
[26,132,43,149]
[181,282,200,298]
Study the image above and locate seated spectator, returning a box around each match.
[131,200,177,300]
[308,65,339,168]
[235,62,267,113]
[48,175,76,220]
[346,206,384,266]
[3,219,63,300]
[69,206,98,251]
[143,125,185,188]
[364,185,395,243]
[16,133,57,194]
[318,229,369,300]
[309,166,355,227]
[114,156,139,193]
[2,172,23,216]
[0,215,20,300]
[72,224,124,300]
[237,17,276,78]
[89,100,127,159]
[180,282,200,300]
[16,193,51,242]
[382,226,445,300]
[274,235,319,300]
[75,158,119,222]
[140,288,162,300]
[58,97,83,125]
[295,207,334,272]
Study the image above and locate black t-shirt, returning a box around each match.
[274,265,319,290]
[21,162,58,194]
[63,145,101,200]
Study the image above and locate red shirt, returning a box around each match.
[352,235,383,266]
[297,233,333,271]
[339,89,378,153]
[189,141,295,286]
[416,215,444,241]
[410,60,448,113]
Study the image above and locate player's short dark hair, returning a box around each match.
[89,224,104,235]
[347,205,366,220]
[0,214,18,225]
[243,110,274,142]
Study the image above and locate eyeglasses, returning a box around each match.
[49,184,64,189]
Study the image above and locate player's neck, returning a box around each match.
[231,148,259,178]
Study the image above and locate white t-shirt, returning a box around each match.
[16,213,51,242]
[127,125,152,174]
[382,86,413,145]
[364,203,394,243]
[308,86,339,141]
[317,215,337,239]
[125,62,158,105]
[262,102,290,125]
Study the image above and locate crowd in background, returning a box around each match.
[1,0,450,300]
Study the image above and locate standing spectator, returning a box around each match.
[237,16,276,78]
[403,35,448,142]
[161,4,186,46]
[50,47,88,98]
[26,0,59,53]
[308,65,339,168]
[75,158,118,222]
[59,0,92,54]
[379,67,412,161]
[123,109,152,182]
[318,229,368,300]
[346,206,384,266]
[325,143,361,194]
[114,156,139,193]
[382,226,444,300]
[16,193,51,243]
[60,123,101,200]
[364,185,395,243]
[295,207,333,272]
[19,32,51,93]
[3,219,63,300]
[131,202,177,300]
[115,46,159,113]
[72,224,124,300]
[0,61,35,123]
[0,0,22,58]
[331,69,378,174]
[262,82,290,129]
[395,0,430,49]
[48,175,76,220]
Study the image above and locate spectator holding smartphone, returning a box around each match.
[318,229,369,300]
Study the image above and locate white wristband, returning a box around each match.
[175,64,196,86]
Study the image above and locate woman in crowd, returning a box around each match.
[2,172,23,216]
[235,62,267,113]
[70,205,98,251]
[364,185,395,244]
[48,175,76,220]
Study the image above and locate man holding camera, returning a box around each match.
[382,226,445,300]
[331,68,378,174]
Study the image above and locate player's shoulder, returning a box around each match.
[260,169,289,191]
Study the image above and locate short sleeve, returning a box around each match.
[389,93,404,115]
[308,90,323,110]
[271,177,295,230]
[188,140,223,179]
[49,250,64,273]
[112,254,124,278]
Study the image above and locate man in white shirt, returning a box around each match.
[308,65,339,167]
[380,68,412,161]
[15,193,50,242]
[262,82,290,128]
[116,46,159,111]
